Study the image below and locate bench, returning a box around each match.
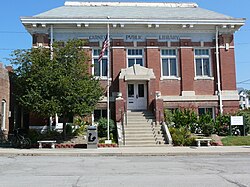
[37,140,56,149]
[195,138,212,147]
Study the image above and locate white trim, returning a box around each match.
[1,100,6,130]
[21,18,245,26]
[160,48,179,78]
[194,48,213,77]
[92,48,109,77]
[65,2,198,8]
[160,77,181,81]
[112,46,125,49]
[182,91,195,96]
[126,48,144,67]
[219,46,235,49]
[221,90,239,101]
[162,95,218,102]
[179,46,193,49]
[145,46,159,49]
[194,76,214,80]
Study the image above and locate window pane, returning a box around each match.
[138,49,143,55]
[203,49,209,55]
[128,59,135,67]
[136,58,143,66]
[128,84,134,97]
[206,108,213,115]
[198,108,205,116]
[138,84,144,97]
[195,49,200,55]
[161,49,176,56]
[93,49,100,56]
[170,59,177,76]
[196,59,202,76]
[94,110,101,122]
[94,59,100,76]
[102,59,107,76]
[101,110,107,118]
[162,59,169,76]
[203,58,210,76]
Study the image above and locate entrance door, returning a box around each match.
[127,82,147,110]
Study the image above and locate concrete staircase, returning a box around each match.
[124,110,165,147]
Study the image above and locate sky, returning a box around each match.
[1,0,250,89]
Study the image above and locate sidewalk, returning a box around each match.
[0,146,250,156]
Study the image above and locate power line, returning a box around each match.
[237,61,250,64]
[237,79,250,84]
[0,31,28,34]
[0,48,29,51]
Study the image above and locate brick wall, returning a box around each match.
[0,63,10,132]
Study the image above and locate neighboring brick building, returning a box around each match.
[0,63,11,134]
[21,2,245,125]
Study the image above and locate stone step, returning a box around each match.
[123,110,164,147]
[125,140,158,144]
[125,134,155,138]
[125,125,152,129]
[127,111,154,116]
[125,129,153,133]
[125,136,155,140]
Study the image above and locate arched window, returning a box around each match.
[1,100,6,130]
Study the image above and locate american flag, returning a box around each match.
[98,34,109,62]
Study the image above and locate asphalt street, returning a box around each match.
[0,154,250,187]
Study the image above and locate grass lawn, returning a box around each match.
[221,136,250,146]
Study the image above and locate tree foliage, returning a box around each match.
[10,39,103,125]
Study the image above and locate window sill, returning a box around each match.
[94,76,112,81]
[160,76,181,81]
[194,76,214,80]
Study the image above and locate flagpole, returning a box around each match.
[107,16,110,142]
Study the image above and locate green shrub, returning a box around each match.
[172,109,197,129]
[74,125,87,136]
[73,117,88,136]
[164,109,174,125]
[40,130,62,141]
[214,114,230,136]
[28,129,41,144]
[97,118,116,142]
[169,127,195,146]
[28,129,63,143]
[236,110,250,135]
[198,114,215,136]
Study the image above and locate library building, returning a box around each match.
[20,1,245,145]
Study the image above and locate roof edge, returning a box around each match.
[64,1,198,8]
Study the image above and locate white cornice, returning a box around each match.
[20,18,245,27]
[64,2,198,8]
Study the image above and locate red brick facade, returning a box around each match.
[28,32,240,125]
[0,63,11,133]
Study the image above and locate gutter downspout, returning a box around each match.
[216,26,223,115]
[50,25,54,60]
[50,25,54,131]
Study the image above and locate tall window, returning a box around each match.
[161,49,178,77]
[1,100,6,130]
[127,49,144,67]
[195,49,211,77]
[93,49,108,77]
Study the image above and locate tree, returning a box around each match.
[10,39,104,137]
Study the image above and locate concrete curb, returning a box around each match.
[0,146,250,157]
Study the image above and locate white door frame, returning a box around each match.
[127,81,147,110]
